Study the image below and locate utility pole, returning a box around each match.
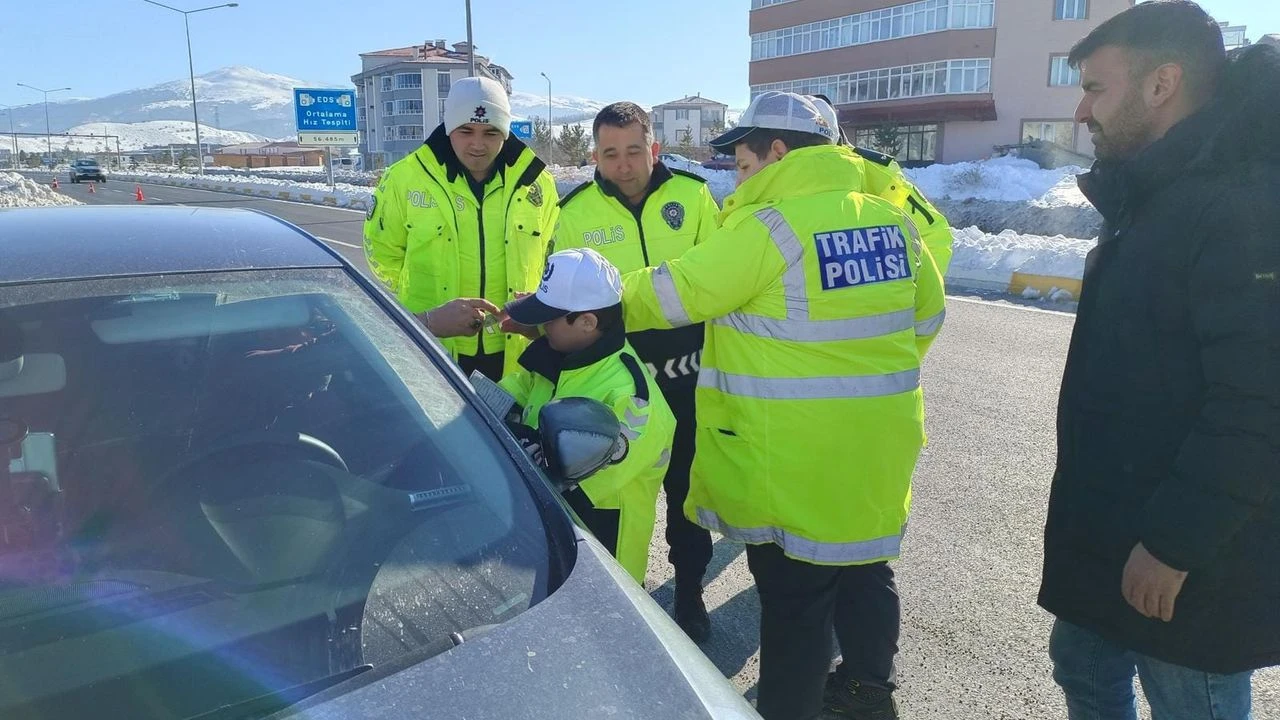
[143,0,239,176]
[16,83,71,167]
[0,104,16,169]
[539,72,553,167]
[465,0,476,77]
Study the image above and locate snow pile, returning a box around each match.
[950,226,1093,282]
[112,169,374,211]
[904,155,1089,205]
[0,172,82,208]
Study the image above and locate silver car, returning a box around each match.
[0,205,758,720]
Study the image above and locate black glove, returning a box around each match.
[507,422,547,469]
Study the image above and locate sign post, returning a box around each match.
[294,87,359,191]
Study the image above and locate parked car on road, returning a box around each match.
[0,206,758,720]
[701,153,735,170]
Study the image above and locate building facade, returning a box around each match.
[748,0,1134,164]
[649,95,730,150]
[351,40,514,169]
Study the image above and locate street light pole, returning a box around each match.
[142,1,238,176]
[465,0,476,77]
[17,84,71,168]
[539,72,553,167]
[0,104,15,169]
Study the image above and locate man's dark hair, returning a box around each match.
[593,102,653,144]
[566,303,623,333]
[1068,0,1226,102]
[741,129,831,160]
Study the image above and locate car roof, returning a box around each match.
[0,206,345,286]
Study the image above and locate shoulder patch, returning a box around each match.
[670,168,709,184]
[557,180,596,208]
[854,147,896,167]
[365,193,378,220]
[527,182,544,207]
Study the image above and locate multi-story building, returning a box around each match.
[351,40,514,169]
[748,0,1134,164]
[649,94,730,149]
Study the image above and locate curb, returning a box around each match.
[945,269,1082,302]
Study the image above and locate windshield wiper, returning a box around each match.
[184,663,373,720]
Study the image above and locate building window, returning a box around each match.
[395,73,423,90]
[1022,120,1077,146]
[398,125,424,140]
[1049,56,1080,86]
[380,76,393,92]
[438,70,452,95]
[751,58,991,105]
[383,101,394,116]
[675,109,690,120]
[357,107,367,121]
[396,99,423,115]
[751,0,797,7]
[852,124,939,163]
[438,98,447,123]
[750,0,992,61]
[1054,0,1088,20]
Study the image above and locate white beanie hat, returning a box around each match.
[444,76,512,137]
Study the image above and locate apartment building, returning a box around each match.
[650,94,731,149]
[748,0,1134,164]
[351,40,515,169]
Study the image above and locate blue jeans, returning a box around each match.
[1049,619,1254,720]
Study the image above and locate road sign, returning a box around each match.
[298,131,360,147]
[510,120,533,141]
[294,87,357,133]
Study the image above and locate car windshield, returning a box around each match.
[0,268,555,719]
[74,160,98,167]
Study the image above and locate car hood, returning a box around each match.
[279,530,759,719]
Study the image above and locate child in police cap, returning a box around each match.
[499,248,675,584]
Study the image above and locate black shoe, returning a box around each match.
[823,675,899,719]
[673,584,711,644]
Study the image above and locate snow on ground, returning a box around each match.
[947,226,1094,301]
[0,172,81,208]
[905,155,1089,206]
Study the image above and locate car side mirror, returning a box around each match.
[537,397,627,491]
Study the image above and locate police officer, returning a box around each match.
[807,93,953,716]
[618,92,946,720]
[810,93,954,277]
[364,76,560,380]
[550,102,721,642]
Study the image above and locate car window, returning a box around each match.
[0,268,555,719]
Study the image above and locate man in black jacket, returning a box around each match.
[1040,2,1280,718]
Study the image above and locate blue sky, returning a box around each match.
[0,0,1274,110]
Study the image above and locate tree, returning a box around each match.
[555,124,591,166]
[871,123,903,159]
[676,128,696,158]
[530,116,555,163]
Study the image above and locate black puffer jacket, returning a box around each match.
[1038,45,1280,674]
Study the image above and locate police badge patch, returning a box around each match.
[528,183,543,207]
[661,201,685,230]
[366,194,377,220]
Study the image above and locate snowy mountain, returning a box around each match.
[2,66,340,142]
[11,121,268,155]
[508,92,611,124]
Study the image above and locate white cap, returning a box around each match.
[505,248,623,325]
[806,95,843,143]
[709,91,834,152]
[443,76,512,137]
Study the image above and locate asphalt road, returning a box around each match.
[35,174,1280,718]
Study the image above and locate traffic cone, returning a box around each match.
[134,185,145,202]
[51,178,59,190]
[88,182,96,194]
